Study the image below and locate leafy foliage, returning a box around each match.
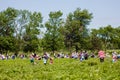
[43,11,65,53]
[0,7,17,37]
[0,37,16,53]
[64,8,93,52]
[0,58,120,80]
[90,25,120,50]
[0,7,120,53]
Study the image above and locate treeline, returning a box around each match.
[0,7,120,54]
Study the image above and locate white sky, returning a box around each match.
[0,0,120,29]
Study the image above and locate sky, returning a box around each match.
[0,0,120,29]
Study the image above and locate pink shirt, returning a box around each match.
[98,51,105,58]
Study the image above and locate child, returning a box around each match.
[50,57,53,64]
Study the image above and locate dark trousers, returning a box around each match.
[100,57,104,62]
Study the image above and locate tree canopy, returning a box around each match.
[0,7,120,54]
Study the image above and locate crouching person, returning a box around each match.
[98,50,105,62]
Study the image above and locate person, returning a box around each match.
[1,54,5,60]
[11,54,15,59]
[80,52,85,61]
[98,50,105,62]
[50,57,53,64]
[30,54,34,65]
[42,54,48,65]
[6,54,9,60]
[112,52,117,63]
[84,51,89,60]
[91,53,95,58]
[43,56,47,65]
[20,54,25,59]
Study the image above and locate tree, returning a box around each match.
[0,8,18,54]
[64,8,93,52]
[0,7,43,53]
[12,10,31,51]
[43,11,64,54]
[23,11,43,52]
[90,29,103,50]
[115,26,120,49]
[0,7,17,37]
[0,36,16,54]
[13,10,31,39]
[90,25,120,50]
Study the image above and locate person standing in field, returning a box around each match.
[30,53,37,65]
[80,51,85,61]
[84,51,89,60]
[112,51,117,63]
[98,50,105,62]
[42,53,48,65]
[43,56,47,65]
[30,54,35,65]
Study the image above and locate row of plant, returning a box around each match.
[0,58,120,80]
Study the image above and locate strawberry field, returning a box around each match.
[0,58,120,80]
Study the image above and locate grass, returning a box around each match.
[0,58,120,80]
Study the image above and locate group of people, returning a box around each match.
[30,52,53,65]
[0,53,25,60]
[54,50,120,63]
[98,50,120,63]
[54,51,95,61]
[0,50,120,65]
